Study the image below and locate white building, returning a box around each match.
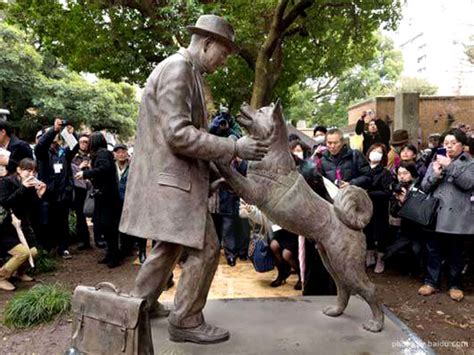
[388,0,474,95]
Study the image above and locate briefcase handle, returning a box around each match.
[95,282,120,294]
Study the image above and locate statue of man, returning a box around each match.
[119,14,268,344]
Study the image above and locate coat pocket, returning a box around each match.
[157,173,191,192]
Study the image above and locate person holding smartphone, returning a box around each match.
[420,128,474,302]
[0,158,46,291]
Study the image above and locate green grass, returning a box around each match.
[31,249,58,275]
[3,284,71,328]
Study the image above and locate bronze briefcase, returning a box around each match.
[70,282,153,355]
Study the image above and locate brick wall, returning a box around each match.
[347,96,474,145]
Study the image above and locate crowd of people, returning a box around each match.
[0,110,473,303]
[282,113,473,302]
[0,118,137,290]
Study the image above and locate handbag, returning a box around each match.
[398,188,439,227]
[70,282,153,355]
[83,187,96,218]
[248,222,274,273]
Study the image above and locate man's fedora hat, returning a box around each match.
[187,14,239,53]
[391,129,409,146]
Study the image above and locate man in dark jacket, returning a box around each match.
[355,110,391,154]
[34,118,78,258]
[0,120,33,176]
[320,128,372,189]
[71,134,92,250]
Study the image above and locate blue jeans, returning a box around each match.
[424,233,464,289]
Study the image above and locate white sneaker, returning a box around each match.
[61,250,72,259]
[374,256,385,274]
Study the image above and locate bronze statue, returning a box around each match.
[216,102,384,332]
[119,15,268,345]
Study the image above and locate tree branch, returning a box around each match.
[239,46,257,71]
[262,0,290,58]
[281,0,313,32]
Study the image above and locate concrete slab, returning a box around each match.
[151,296,433,355]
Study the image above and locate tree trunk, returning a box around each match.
[250,38,284,109]
[251,55,274,109]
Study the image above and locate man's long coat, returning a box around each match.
[119,49,235,249]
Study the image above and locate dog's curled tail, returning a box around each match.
[333,185,373,230]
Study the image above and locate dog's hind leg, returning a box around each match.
[355,278,384,332]
[341,253,384,332]
[317,244,350,317]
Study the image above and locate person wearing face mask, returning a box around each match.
[364,144,392,273]
[355,110,391,155]
[290,140,308,162]
[419,128,474,302]
[0,158,46,291]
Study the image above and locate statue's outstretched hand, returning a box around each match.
[236,136,269,161]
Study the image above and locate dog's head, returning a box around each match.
[236,100,285,142]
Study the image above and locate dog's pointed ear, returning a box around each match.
[272,98,285,128]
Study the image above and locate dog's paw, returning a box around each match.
[362,319,383,332]
[322,305,343,317]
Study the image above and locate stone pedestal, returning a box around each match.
[394,93,420,146]
[151,297,432,354]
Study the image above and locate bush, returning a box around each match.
[3,284,71,328]
[31,249,58,274]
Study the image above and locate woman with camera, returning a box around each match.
[418,129,474,302]
[75,132,121,268]
[386,162,425,273]
[0,158,46,291]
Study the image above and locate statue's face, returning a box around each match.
[203,40,232,73]
[237,104,275,140]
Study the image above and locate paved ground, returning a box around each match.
[0,245,472,354]
[151,297,432,355]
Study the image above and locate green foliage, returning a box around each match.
[4,0,402,110]
[3,284,71,328]
[34,72,138,138]
[5,0,201,84]
[286,34,403,128]
[397,77,438,95]
[0,22,138,139]
[31,249,58,275]
[0,23,42,119]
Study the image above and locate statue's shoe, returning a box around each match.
[168,322,230,344]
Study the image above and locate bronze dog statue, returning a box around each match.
[216,101,384,332]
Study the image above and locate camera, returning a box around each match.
[391,182,403,194]
[61,120,69,127]
[391,181,410,194]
